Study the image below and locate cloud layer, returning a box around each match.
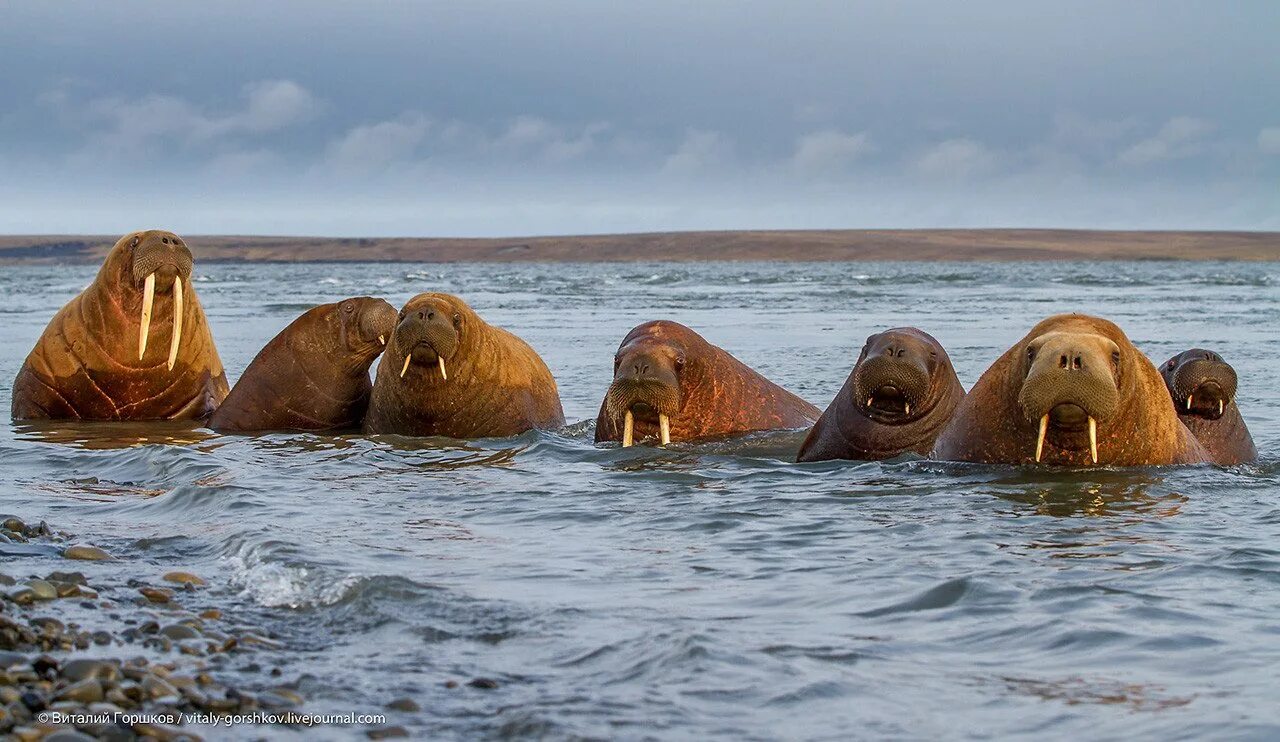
[0,1,1276,235]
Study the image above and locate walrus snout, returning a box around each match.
[126,231,195,372]
[1162,350,1236,420]
[606,348,681,446]
[350,297,397,352]
[853,354,930,421]
[1017,331,1121,463]
[392,303,459,380]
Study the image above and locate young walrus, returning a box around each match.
[594,320,819,446]
[933,313,1208,466]
[1158,349,1257,465]
[208,297,397,433]
[12,230,228,420]
[798,327,964,462]
[363,293,565,438]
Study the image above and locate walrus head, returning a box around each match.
[1015,318,1125,464]
[339,296,397,362]
[390,293,468,382]
[1161,349,1237,421]
[102,230,195,371]
[604,321,693,446]
[853,328,948,424]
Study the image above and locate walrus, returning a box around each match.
[1159,349,1257,465]
[362,293,565,438]
[12,230,228,420]
[208,297,397,433]
[594,320,820,446]
[933,313,1208,466]
[797,327,965,462]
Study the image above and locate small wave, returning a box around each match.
[224,552,363,609]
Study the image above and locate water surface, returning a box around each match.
[2,261,1278,739]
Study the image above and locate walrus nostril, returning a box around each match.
[1059,354,1068,369]
[1073,355,1082,370]
[427,311,435,320]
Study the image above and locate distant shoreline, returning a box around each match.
[1,228,1277,264]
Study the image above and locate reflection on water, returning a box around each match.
[1,260,1277,739]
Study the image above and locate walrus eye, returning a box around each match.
[452,313,462,328]
[1026,347,1036,362]
[1112,351,1121,367]
[130,236,140,248]
[675,357,685,371]
[343,303,354,313]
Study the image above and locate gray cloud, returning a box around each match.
[0,1,1276,235]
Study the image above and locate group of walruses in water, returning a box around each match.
[11,230,1257,467]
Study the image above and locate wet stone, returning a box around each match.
[63,545,112,562]
[467,677,500,690]
[55,678,104,704]
[162,572,205,587]
[24,581,57,601]
[45,730,97,742]
[386,697,420,712]
[45,572,86,586]
[159,624,200,641]
[139,588,174,604]
[367,726,410,739]
[7,588,36,606]
[62,659,120,683]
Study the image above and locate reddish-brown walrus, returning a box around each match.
[208,297,397,433]
[797,327,965,462]
[594,320,819,446]
[362,293,565,438]
[1159,349,1257,465]
[933,313,1208,466]
[12,230,228,421]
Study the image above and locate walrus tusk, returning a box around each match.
[1034,414,1048,462]
[138,272,155,360]
[1186,395,1193,411]
[438,356,447,380]
[1088,416,1098,464]
[378,335,386,346]
[659,413,671,445]
[622,410,634,447]
[166,275,183,371]
[400,355,412,378]
[866,397,873,408]
[1219,399,1224,416]
[904,402,911,416]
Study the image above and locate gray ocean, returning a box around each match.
[2,260,1278,740]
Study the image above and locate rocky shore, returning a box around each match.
[0,515,411,740]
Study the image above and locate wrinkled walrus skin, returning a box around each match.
[12,230,228,421]
[363,293,565,438]
[798,327,964,462]
[208,297,397,433]
[1159,349,1257,465]
[933,314,1208,466]
[595,320,820,446]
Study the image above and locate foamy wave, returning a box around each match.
[224,553,362,609]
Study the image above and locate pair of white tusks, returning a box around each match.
[400,354,447,380]
[1186,394,1225,416]
[1035,414,1098,464]
[620,410,670,447]
[137,273,183,371]
[867,397,910,415]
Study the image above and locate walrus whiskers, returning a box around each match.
[438,356,447,380]
[166,275,183,371]
[659,413,671,445]
[1088,416,1098,464]
[400,355,412,378]
[1035,414,1048,462]
[622,410,634,447]
[138,272,155,360]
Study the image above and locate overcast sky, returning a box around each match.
[1,1,1277,236]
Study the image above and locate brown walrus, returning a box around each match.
[363,293,565,438]
[933,313,1207,466]
[208,297,397,433]
[797,327,965,462]
[1159,349,1257,465]
[12,230,228,420]
[594,320,819,446]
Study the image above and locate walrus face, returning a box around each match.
[852,329,941,424]
[1162,349,1236,421]
[340,297,397,359]
[1017,330,1122,463]
[391,295,463,381]
[111,230,195,371]
[605,334,685,446]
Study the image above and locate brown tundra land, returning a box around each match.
[0,229,1276,264]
